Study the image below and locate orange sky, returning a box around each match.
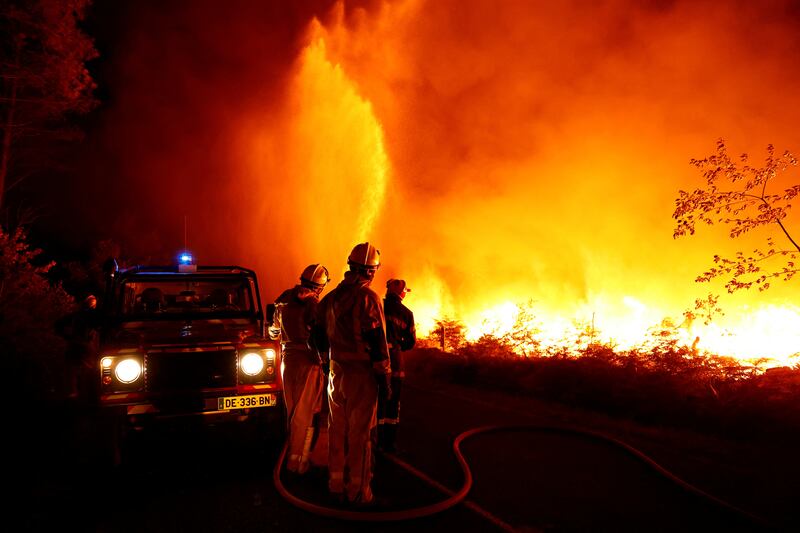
[89,0,800,361]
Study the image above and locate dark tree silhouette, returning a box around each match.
[0,226,74,396]
[0,0,97,210]
[500,300,541,357]
[682,293,724,327]
[673,139,800,292]
[432,317,466,353]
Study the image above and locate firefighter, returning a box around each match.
[271,264,330,474]
[57,294,100,401]
[311,242,392,506]
[377,279,416,453]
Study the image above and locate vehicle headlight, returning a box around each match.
[240,352,265,376]
[115,358,143,383]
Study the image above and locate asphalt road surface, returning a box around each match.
[15,380,785,532]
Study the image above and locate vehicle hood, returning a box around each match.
[106,319,259,348]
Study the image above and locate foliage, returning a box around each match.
[61,238,121,299]
[0,226,74,396]
[461,334,517,359]
[0,0,98,207]
[682,292,724,327]
[499,299,541,356]
[673,139,800,292]
[405,337,800,438]
[638,317,682,353]
[431,317,466,352]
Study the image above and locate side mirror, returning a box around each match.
[266,303,276,324]
[103,257,119,279]
[101,258,119,316]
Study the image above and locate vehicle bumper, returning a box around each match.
[99,385,283,424]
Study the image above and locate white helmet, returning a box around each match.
[347,242,380,270]
[386,279,410,298]
[300,264,330,289]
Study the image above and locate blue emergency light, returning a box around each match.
[178,251,197,272]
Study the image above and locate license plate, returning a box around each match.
[217,393,276,410]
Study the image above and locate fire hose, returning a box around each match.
[272,423,776,529]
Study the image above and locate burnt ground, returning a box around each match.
[11,374,798,532]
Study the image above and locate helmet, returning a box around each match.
[140,287,164,313]
[83,294,97,309]
[347,242,381,270]
[300,264,330,289]
[386,279,410,298]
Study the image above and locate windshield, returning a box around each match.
[118,277,255,318]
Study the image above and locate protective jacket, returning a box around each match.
[377,293,415,451]
[313,270,390,504]
[273,285,324,473]
[383,293,416,378]
[56,306,99,399]
[316,272,390,370]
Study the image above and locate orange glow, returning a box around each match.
[287,29,389,246]
[235,17,389,282]
[104,2,800,368]
[421,298,800,367]
[297,1,800,368]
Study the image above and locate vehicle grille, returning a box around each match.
[145,348,237,392]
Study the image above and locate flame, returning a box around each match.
[413,295,800,367]
[94,2,800,369]
[289,29,389,245]
[306,1,800,368]
[236,17,390,282]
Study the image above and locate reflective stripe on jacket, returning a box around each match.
[273,285,320,364]
[384,293,416,374]
[317,271,390,368]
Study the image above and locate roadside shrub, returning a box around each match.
[0,227,74,399]
[405,335,800,440]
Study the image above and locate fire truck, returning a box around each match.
[96,253,284,464]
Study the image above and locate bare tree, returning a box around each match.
[432,317,466,353]
[682,293,724,327]
[501,300,541,357]
[673,139,799,292]
[0,0,97,209]
[0,226,74,395]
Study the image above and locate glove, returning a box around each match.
[375,372,392,402]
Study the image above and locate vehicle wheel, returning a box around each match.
[97,408,129,471]
[267,406,287,440]
[251,406,286,459]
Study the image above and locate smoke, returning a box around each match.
[66,0,800,339]
[72,0,386,292]
[311,0,800,329]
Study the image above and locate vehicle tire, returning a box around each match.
[96,407,129,471]
[251,403,287,459]
[267,405,288,440]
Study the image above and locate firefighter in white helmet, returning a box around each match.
[271,264,330,474]
[311,242,391,505]
[378,279,415,452]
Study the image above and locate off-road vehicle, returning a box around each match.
[97,255,283,463]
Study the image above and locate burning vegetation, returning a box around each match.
[287,1,800,368]
[4,4,800,530]
[2,0,800,400]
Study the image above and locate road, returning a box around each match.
[14,378,785,532]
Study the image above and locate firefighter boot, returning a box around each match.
[382,423,398,453]
[286,454,301,473]
[298,426,315,474]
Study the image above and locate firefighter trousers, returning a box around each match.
[281,351,324,473]
[377,376,403,451]
[327,360,378,503]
